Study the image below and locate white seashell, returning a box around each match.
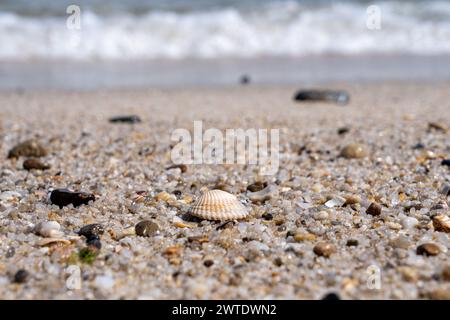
[247,185,278,203]
[189,189,248,221]
[35,221,64,238]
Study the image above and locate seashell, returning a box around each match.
[35,221,64,238]
[189,189,248,221]
[36,238,71,246]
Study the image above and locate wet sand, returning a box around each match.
[0,82,449,299]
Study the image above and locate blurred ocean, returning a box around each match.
[1,0,450,60]
[1,0,450,88]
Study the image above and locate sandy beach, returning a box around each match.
[0,82,449,299]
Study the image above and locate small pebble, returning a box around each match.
[389,236,411,249]
[440,159,450,167]
[14,269,29,284]
[321,292,340,300]
[339,143,368,159]
[35,221,63,238]
[366,202,382,216]
[78,224,105,240]
[247,181,268,192]
[6,247,15,258]
[401,216,419,230]
[50,189,96,208]
[203,260,214,267]
[87,237,102,250]
[166,164,187,173]
[109,115,141,124]
[441,184,450,196]
[432,215,450,233]
[346,239,359,247]
[416,243,441,256]
[239,75,251,85]
[337,127,350,135]
[135,220,159,237]
[412,142,425,149]
[23,158,51,171]
[8,140,47,159]
[261,212,273,221]
[442,266,450,281]
[313,242,336,258]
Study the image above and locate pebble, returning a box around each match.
[441,159,450,167]
[442,266,450,281]
[109,115,141,124]
[6,247,15,258]
[293,89,350,105]
[50,189,96,208]
[313,211,329,220]
[78,223,105,240]
[428,122,447,132]
[313,242,336,258]
[441,184,450,196]
[433,215,450,233]
[135,220,159,237]
[366,202,382,216]
[337,127,350,135]
[339,143,368,159]
[416,243,441,256]
[401,217,419,230]
[247,185,278,203]
[94,275,115,290]
[346,239,359,247]
[35,221,63,238]
[166,164,187,173]
[203,260,214,267]
[87,237,102,250]
[321,292,340,300]
[239,75,251,85]
[14,269,29,284]
[261,212,274,220]
[8,140,48,159]
[247,181,268,192]
[23,158,51,170]
[294,232,316,242]
[324,196,346,208]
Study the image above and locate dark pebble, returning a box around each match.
[14,269,29,284]
[6,247,15,258]
[216,221,235,230]
[337,127,350,135]
[78,223,105,240]
[247,181,268,192]
[203,260,214,267]
[50,189,96,208]
[135,220,159,237]
[293,89,350,105]
[441,159,450,167]
[322,292,341,300]
[262,212,273,220]
[239,75,251,85]
[8,140,47,159]
[23,158,51,171]
[166,164,187,173]
[366,202,382,216]
[412,142,425,150]
[346,239,359,247]
[416,243,441,256]
[109,115,141,124]
[87,237,102,250]
[273,257,283,267]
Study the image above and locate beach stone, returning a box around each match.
[135,220,159,237]
[166,164,187,173]
[401,216,419,230]
[35,221,63,238]
[313,242,336,258]
[389,236,411,249]
[248,185,278,203]
[416,243,441,256]
[422,289,450,300]
[293,89,350,105]
[50,189,96,208]
[346,239,359,247]
[366,202,382,216]
[240,75,251,85]
[442,266,450,281]
[14,269,29,283]
[428,122,447,132]
[87,238,102,250]
[441,159,450,167]
[261,212,273,220]
[321,292,340,300]
[8,140,47,159]
[441,184,450,196]
[78,224,105,240]
[337,127,350,135]
[109,115,141,124]
[23,158,51,170]
[247,181,268,192]
[203,259,214,267]
[340,143,368,159]
[412,142,425,149]
[6,247,15,258]
[433,215,450,233]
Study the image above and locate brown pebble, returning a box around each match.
[313,242,336,258]
[428,122,447,132]
[416,243,441,256]
[366,202,382,216]
[247,181,268,192]
[14,269,29,284]
[50,189,95,208]
[422,288,450,300]
[135,220,159,237]
[166,164,187,173]
[442,266,450,281]
[346,239,359,247]
[339,143,368,159]
[433,215,450,233]
[23,158,51,171]
[203,260,214,267]
[8,140,48,159]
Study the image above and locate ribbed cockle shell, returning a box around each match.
[189,189,248,221]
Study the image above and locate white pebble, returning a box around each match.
[401,217,419,230]
[94,275,115,290]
